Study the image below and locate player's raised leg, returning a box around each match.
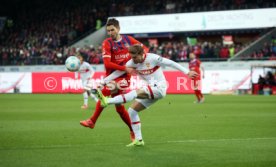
[94,88,147,107]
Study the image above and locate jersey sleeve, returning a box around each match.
[102,40,111,59]
[128,36,149,53]
[103,71,126,84]
[125,59,135,68]
[154,54,189,74]
[197,59,201,67]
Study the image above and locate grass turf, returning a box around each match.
[0,94,275,167]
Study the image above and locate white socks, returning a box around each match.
[128,107,142,141]
[107,90,138,104]
[90,93,98,102]
[83,92,88,105]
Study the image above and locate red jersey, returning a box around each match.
[102,35,147,76]
[189,59,201,79]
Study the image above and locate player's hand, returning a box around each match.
[97,80,106,90]
[188,71,198,78]
[126,67,137,75]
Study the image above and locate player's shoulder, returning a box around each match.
[196,59,201,64]
[82,61,90,66]
[103,37,112,42]
[146,53,159,58]
[126,59,136,67]
[124,35,134,39]
[102,38,113,45]
[83,61,89,65]
[125,35,140,43]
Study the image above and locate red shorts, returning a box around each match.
[102,76,131,96]
[114,77,130,89]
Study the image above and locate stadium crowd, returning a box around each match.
[239,37,276,60]
[0,0,276,65]
[257,71,276,95]
[148,40,246,62]
[4,39,276,65]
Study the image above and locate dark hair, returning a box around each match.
[106,18,120,28]
[128,44,144,55]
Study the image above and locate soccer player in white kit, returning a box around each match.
[94,45,197,146]
[76,54,98,109]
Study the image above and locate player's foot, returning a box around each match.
[126,139,145,147]
[130,131,135,142]
[193,100,200,104]
[199,97,205,103]
[81,104,88,109]
[92,89,108,107]
[80,119,95,129]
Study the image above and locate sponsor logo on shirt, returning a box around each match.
[115,54,129,60]
[137,66,160,75]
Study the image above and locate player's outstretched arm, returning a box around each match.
[157,56,198,78]
[103,60,136,84]
[157,56,189,73]
[103,57,127,71]
[103,70,126,84]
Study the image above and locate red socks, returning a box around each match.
[89,87,132,132]
[89,87,111,123]
[115,105,133,132]
[90,100,104,123]
[194,90,203,101]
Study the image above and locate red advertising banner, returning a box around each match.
[32,72,194,94]
[165,71,194,94]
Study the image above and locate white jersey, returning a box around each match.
[104,53,189,87]
[126,53,168,87]
[75,61,94,81]
[104,53,189,106]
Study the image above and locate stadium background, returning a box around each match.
[0,1,276,167]
[1,0,276,95]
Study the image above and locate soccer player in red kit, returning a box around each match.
[80,18,148,141]
[189,53,205,103]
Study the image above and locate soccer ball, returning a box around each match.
[65,56,81,72]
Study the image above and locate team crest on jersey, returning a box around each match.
[145,62,151,68]
[112,46,118,51]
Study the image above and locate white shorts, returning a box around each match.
[135,84,167,108]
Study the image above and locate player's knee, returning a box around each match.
[159,90,166,98]
[128,107,139,122]
[129,107,139,116]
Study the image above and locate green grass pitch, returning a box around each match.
[0,94,276,167]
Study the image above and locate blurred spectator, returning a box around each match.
[266,71,276,86]
[258,75,266,94]
[219,45,230,59]
[1,0,275,65]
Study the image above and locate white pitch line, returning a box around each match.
[1,137,275,150]
[167,137,276,143]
